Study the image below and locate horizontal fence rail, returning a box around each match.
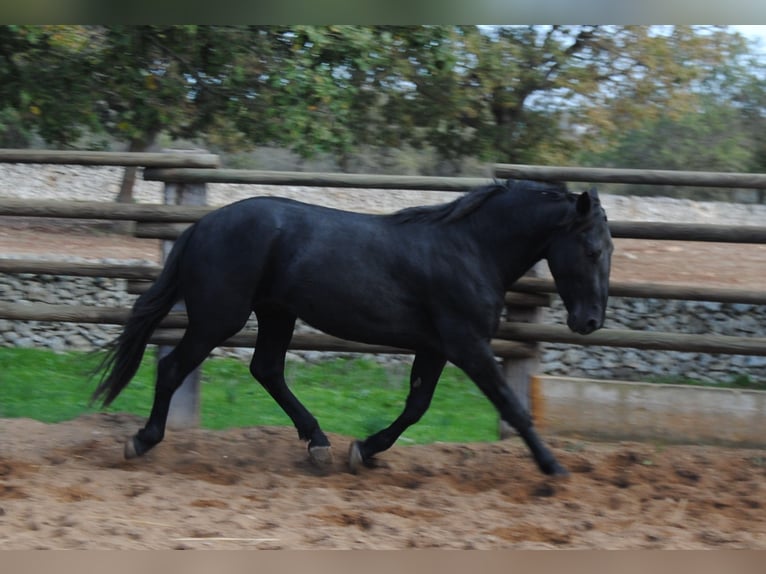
[143,168,490,191]
[0,149,220,168]
[133,220,766,244]
[608,221,766,243]
[497,322,766,356]
[0,302,533,359]
[512,277,766,306]
[494,164,766,189]
[0,259,161,280]
[0,198,210,222]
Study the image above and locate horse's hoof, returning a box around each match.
[124,437,140,460]
[545,461,570,478]
[308,445,333,468]
[348,441,365,474]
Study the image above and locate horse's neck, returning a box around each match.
[472,196,572,288]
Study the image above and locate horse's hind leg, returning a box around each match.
[126,315,249,459]
[250,306,332,468]
[348,349,446,472]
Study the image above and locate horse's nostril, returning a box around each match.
[585,318,599,332]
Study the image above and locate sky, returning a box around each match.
[732,25,766,53]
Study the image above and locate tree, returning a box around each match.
[90,26,265,201]
[0,25,268,201]
[740,73,766,180]
[582,98,753,198]
[1,25,763,191]
[384,26,754,166]
[576,27,766,201]
[0,26,98,147]
[728,58,766,177]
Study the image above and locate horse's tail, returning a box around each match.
[91,224,196,407]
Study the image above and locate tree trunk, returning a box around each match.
[115,165,138,204]
[115,137,156,204]
[113,137,155,234]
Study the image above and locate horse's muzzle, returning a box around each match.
[567,312,603,335]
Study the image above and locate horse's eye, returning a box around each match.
[586,248,602,261]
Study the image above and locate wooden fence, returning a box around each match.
[1,151,765,431]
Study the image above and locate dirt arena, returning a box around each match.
[0,413,764,549]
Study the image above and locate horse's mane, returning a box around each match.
[388,179,570,225]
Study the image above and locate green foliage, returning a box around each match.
[580,96,755,199]
[0,25,764,186]
[0,107,31,147]
[0,25,98,145]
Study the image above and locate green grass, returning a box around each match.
[647,373,766,391]
[0,347,499,444]
[5,347,762,446]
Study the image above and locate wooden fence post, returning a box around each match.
[500,264,544,439]
[161,152,208,430]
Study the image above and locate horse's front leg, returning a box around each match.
[446,339,568,477]
[348,349,446,472]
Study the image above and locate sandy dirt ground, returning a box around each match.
[1,221,765,549]
[1,413,765,549]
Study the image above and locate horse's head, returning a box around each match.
[545,188,613,335]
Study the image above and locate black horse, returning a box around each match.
[93,179,613,476]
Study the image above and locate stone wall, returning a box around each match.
[0,258,133,351]
[539,296,766,384]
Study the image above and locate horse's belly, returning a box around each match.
[291,290,432,350]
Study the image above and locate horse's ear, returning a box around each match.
[576,190,592,216]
